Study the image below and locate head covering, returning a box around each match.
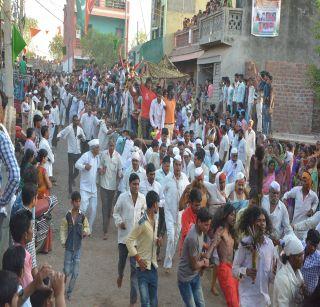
[174,154,182,162]
[209,143,215,149]
[43,110,50,115]
[270,181,280,192]
[283,234,304,256]
[302,171,312,190]
[132,152,140,161]
[210,165,218,174]
[235,172,245,182]
[33,90,38,94]
[231,147,238,155]
[173,147,180,156]
[194,167,203,178]
[194,139,202,146]
[184,148,192,157]
[88,139,99,148]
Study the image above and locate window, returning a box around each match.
[95,0,100,6]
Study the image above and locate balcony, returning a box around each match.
[105,0,125,9]
[174,25,199,48]
[199,7,243,46]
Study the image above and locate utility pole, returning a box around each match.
[3,0,15,137]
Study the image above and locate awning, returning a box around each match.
[170,50,204,63]
[197,49,222,65]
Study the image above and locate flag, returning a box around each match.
[12,25,26,60]
[76,0,86,34]
[30,27,41,38]
[85,0,95,34]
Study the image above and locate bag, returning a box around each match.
[115,136,126,155]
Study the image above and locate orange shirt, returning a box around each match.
[179,206,197,254]
[164,97,176,124]
[140,84,157,119]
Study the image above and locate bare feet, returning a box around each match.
[117,276,123,288]
[164,268,171,274]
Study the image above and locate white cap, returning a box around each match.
[174,154,182,162]
[194,167,203,177]
[33,90,38,94]
[231,147,238,155]
[235,172,245,181]
[283,234,304,256]
[194,139,202,146]
[131,146,140,153]
[270,181,280,192]
[209,143,215,149]
[183,148,192,156]
[88,139,99,148]
[210,165,218,174]
[132,152,140,161]
[173,147,180,156]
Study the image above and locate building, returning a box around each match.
[170,0,320,135]
[63,0,128,72]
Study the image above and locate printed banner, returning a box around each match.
[251,0,281,37]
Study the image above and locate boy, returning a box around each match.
[60,191,90,300]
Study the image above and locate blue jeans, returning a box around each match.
[178,274,205,307]
[63,249,81,296]
[262,104,271,135]
[137,265,158,307]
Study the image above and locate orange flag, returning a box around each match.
[30,27,41,38]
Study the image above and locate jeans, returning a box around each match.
[141,118,151,139]
[64,249,81,296]
[118,243,138,305]
[137,265,158,307]
[100,187,116,234]
[178,274,205,307]
[68,153,81,194]
[262,104,271,135]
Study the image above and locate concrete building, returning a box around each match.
[170,0,320,135]
[63,0,128,72]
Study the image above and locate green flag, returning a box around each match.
[12,25,26,60]
[76,0,86,34]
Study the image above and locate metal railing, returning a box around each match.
[105,0,125,9]
[174,25,199,48]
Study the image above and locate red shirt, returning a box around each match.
[140,84,157,119]
[179,206,197,253]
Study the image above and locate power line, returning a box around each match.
[32,0,64,23]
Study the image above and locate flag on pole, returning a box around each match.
[30,27,41,38]
[12,25,26,60]
[85,0,95,34]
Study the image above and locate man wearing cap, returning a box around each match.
[183,148,194,176]
[245,120,256,174]
[194,138,203,153]
[188,149,209,182]
[204,143,219,169]
[228,172,249,211]
[219,126,230,167]
[162,155,189,272]
[262,181,292,243]
[145,139,159,164]
[149,88,166,131]
[75,139,100,232]
[222,147,245,184]
[209,165,219,184]
[283,171,318,238]
[237,129,247,169]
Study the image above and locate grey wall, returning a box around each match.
[168,0,195,13]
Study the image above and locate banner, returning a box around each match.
[251,0,281,37]
[12,25,26,60]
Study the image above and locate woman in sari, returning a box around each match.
[36,148,52,198]
[262,159,277,195]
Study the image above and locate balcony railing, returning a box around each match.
[174,25,199,48]
[199,7,243,46]
[105,0,125,9]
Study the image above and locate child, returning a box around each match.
[60,191,90,300]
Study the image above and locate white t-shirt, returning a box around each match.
[219,134,229,161]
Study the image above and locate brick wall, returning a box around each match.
[265,61,318,135]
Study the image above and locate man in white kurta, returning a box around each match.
[244,120,256,174]
[222,148,245,184]
[162,155,189,270]
[39,126,54,177]
[149,90,166,130]
[75,139,100,232]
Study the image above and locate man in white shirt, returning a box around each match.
[182,148,194,176]
[113,173,146,306]
[99,140,122,240]
[246,78,256,121]
[39,126,54,178]
[162,155,189,271]
[188,149,209,182]
[140,163,162,199]
[237,129,247,170]
[262,181,292,242]
[75,139,100,232]
[155,156,172,186]
[222,148,245,184]
[204,143,219,169]
[149,89,166,131]
[57,115,86,194]
[219,126,229,167]
[245,120,256,174]
[50,99,60,148]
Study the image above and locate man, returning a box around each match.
[50,98,60,147]
[301,229,320,296]
[222,148,245,184]
[177,208,211,306]
[283,171,319,238]
[39,126,55,179]
[126,191,161,307]
[99,140,122,240]
[80,105,99,153]
[262,74,273,135]
[113,173,146,307]
[237,129,247,170]
[145,139,159,164]
[19,55,27,75]
[204,143,219,169]
[219,126,229,167]
[209,165,219,184]
[245,120,256,174]
[24,128,37,154]
[75,139,100,232]
[158,127,170,147]
[33,114,43,147]
[140,163,162,198]
[57,115,86,194]
[188,149,209,182]
[162,155,189,272]
[262,181,292,242]
[155,155,171,185]
[235,74,246,110]
[183,148,194,176]
[149,88,166,131]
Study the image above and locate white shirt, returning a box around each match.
[75,151,100,193]
[219,134,229,162]
[57,124,85,154]
[149,98,166,129]
[188,163,209,182]
[182,160,194,177]
[293,211,320,240]
[119,166,146,193]
[245,129,256,158]
[80,113,99,140]
[51,106,60,126]
[222,159,245,183]
[233,235,276,306]
[248,86,256,104]
[99,150,122,191]
[139,179,165,208]
[262,195,292,240]
[204,150,219,168]
[155,168,172,186]
[39,138,54,177]
[113,191,146,244]
[98,121,111,151]
[238,138,247,166]
[21,101,30,114]
[204,181,233,205]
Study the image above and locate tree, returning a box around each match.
[81,30,120,67]
[49,34,64,62]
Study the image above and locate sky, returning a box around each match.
[25,0,65,59]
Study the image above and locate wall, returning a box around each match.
[139,37,164,63]
[175,60,197,79]
[89,15,125,36]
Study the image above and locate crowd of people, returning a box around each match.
[0,58,319,307]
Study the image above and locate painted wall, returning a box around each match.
[89,15,125,36]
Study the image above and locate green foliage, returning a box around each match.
[80,30,120,67]
[49,34,64,61]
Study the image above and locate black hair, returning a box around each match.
[22,183,38,206]
[33,114,42,125]
[31,288,53,307]
[255,145,265,161]
[72,114,78,121]
[146,190,160,209]
[306,229,320,245]
[0,270,19,306]
[71,191,81,201]
[151,139,159,148]
[162,155,171,164]
[178,141,185,147]
[146,163,156,174]
[286,143,293,151]
[20,148,35,175]
[9,209,32,243]
[160,143,167,150]
[37,148,48,163]
[221,125,227,133]
[196,208,211,223]
[195,148,205,162]
[161,128,169,136]
[189,188,202,203]
[129,173,140,183]
[40,125,49,137]
[22,165,38,185]
[2,246,26,278]
[26,127,35,138]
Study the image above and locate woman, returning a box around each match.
[20,148,35,178]
[262,159,277,195]
[36,148,52,198]
[273,234,305,306]
[249,145,264,197]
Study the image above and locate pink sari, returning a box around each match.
[262,172,275,195]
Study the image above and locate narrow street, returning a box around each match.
[38,139,226,307]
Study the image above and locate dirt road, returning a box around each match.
[38,139,226,307]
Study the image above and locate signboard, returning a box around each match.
[251,0,281,37]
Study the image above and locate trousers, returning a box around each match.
[256,102,263,133]
[137,265,158,307]
[80,190,97,232]
[68,153,80,194]
[100,187,116,234]
[64,249,81,296]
